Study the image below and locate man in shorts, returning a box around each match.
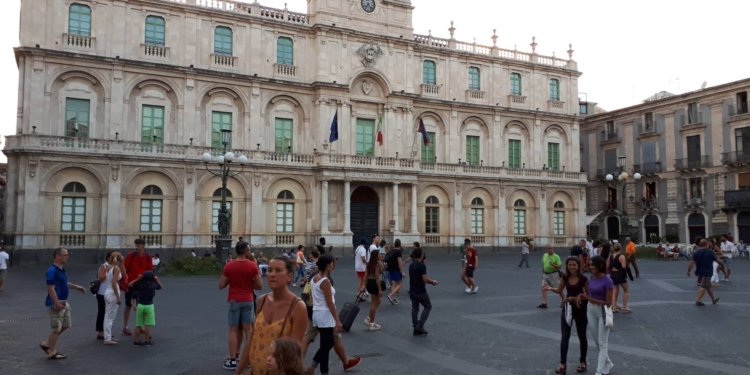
[40,248,86,360]
[688,239,721,306]
[461,240,478,294]
[538,244,562,308]
[354,236,369,301]
[720,236,734,281]
[386,239,405,304]
[123,238,153,336]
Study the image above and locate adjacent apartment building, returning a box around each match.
[581,79,750,245]
[3,0,587,251]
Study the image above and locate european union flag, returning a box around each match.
[329,111,339,143]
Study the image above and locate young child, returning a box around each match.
[266,338,305,375]
[128,271,162,347]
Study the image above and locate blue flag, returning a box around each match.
[329,111,339,143]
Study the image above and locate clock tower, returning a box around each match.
[307,0,414,38]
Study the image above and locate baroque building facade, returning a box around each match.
[581,78,750,245]
[4,0,586,251]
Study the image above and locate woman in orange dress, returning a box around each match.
[235,256,307,375]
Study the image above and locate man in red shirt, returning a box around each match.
[461,240,479,294]
[219,242,262,371]
[122,238,153,336]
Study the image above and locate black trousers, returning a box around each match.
[409,291,432,329]
[95,294,105,332]
[313,327,335,374]
[560,303,588,365]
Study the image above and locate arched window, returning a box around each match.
[425,196,439,233]
[549,78,560,101]
[470,198,484,234]
[510,73,522,96]
[61,182,86,232]
[468,67,480,90]
[553,201,565,236]
[212,188,233,233]
[513,199,526,235]
[214,26,233,55]
[68,4,92,36]
[276,190,294,233]
[140,185,163,232]
[277,37,294,65]
[423,60,436,85]
[145,16,166,46]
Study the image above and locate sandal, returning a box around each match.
[695,301,706,306]
[612,307,620,313]
[537,303,548,309]
[555,364,566,374]
[712,298,720,305]
[621,307,632,313]
[48,353,66,360]
[368,323,381,331]
[577,363,587,373]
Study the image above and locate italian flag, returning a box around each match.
[376,115,384,146]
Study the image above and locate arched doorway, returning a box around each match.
[644,215,659,243]
[738,211,750,244]
[688,213,706,242]
[607,217,620,241]
[350,186,379,247]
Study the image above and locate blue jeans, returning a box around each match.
[227,301,255,326]
[294,264,305,284]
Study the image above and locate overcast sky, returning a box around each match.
[1,0,748,159]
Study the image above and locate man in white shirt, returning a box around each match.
[720,236,734,281]
[517,241,530,268]
[369,234,380,253]
[737,240,748,257]
[0,248,9,291]
[354,236,370,301]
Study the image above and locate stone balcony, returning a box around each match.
[62,33,95,51]
[141,44,170,60]
[421,84,440,97]
[4,135,587,183]
[210,53,238,69]
[274,63,298,78]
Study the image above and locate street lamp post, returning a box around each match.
[605,156,642,244]
[201,129,249,261]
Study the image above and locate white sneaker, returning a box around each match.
[368,323,381,331]
[465,287,472,293]
[471,286,478,294]
[602,361,614,374]
[364,317,370,326]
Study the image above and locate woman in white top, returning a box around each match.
[308,254,342,375]
[102,252,123,345]
[95,251,114,340]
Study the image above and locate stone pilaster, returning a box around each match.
[666,179,678,224]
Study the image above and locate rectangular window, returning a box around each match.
[277,37,294,65]
[644,112,653,129]
[686,135,701,163]
[425,207,439,234]
[470,208,484,234]
[423,61,436,85]
[547,142,560,171]
[553,211,565,235]
[466,136,480,165]
[510,73,522,96]
[579,104,588,114]
[513,209,526,235]
[508,139,521,168]
[141,105,164,143]
[212,201,232,233]
[65,98,90,138]
[735,127,750,153]
[61,197,85,232]
[276,203,294,233]
[140,199,162,232]
[421,132,436,162]
[688,103,699,124]
[549,79,560,101]
[468,67,480,90]
[274,118,293,153]
[689,178,702,199]
[604,150,617,171]
[145,16,166,46]
[214,27,233,55]
[606,121,616,137]
[356,118,375,156]
[68,4,92,36]
[211,112,232,149]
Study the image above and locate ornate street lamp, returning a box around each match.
[201,129,249,261]
[605,156,641,243]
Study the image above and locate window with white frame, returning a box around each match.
[425,196,440,234]
[276,190,294,233]
[553,201,565,235]
[470,198,484,234]
[140,185,163,232]
[61,182,86,232]
[513,199,526,235]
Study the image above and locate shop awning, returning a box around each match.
[586,211,603,226]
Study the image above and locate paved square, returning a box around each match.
[1,253,749,375]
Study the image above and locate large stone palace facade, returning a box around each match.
[581,78,750,245]
[4,0,587,251]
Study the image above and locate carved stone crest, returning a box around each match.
[356,40,384,68]
[362,80,373,95]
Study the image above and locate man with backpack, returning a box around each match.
[122,238,153,336]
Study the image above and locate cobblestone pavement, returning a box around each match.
[1,253,749,375]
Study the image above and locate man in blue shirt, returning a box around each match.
[687,239,722,306]
[40,248,86,359]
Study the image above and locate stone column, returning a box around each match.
[344,181,352,233]
[411,184,418,233]
[321,180,329,233]
[392,182,400,233]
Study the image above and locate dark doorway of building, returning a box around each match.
[588,225,599,241]
[644,215,659,243]
[738,211,750,245]
[607,217,620,241]
[350,186,379,248]
[688,213,706,242]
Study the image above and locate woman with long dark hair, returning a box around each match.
[544,257,588,373]
[306,254,342,375]
[609,243,631,312]
[579,256,614,375]
[364,250,384,330]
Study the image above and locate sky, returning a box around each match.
[0,0,748,160]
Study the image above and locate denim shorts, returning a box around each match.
[227,301,255,326]
[389,271,403,282]
[723,257,732,270]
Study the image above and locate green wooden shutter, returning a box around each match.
[547,142,559,170]
[145,16,166,46]
[508,139,521,168]
[277,37,294,65]
[549,79,560,100]
[466,136,480,165]
[274,118,293,152]
[214,27,233,55]
[510,73,522,95]
[211,112,232,149]
[142,105,165,143]
[64,98,90,138]
[68,4,92,36]
[356,119,375,156]
[468,67,480,90]
[421,132,436,162]
[423,61,436,85]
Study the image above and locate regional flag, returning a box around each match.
[418,118,430,146]
[329,111,339,143]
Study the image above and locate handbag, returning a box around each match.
[89,279,100,295]
[603,305,614,329]
[564,302,573,326]
[301,281,313,306]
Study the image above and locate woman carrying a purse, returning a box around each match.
[579,256,614,375]
[363,250,385,331]
[544,257,588,374]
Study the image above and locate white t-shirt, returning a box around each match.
[720,241,734,259]
[355,245,368,272]
[0,251,9,269]
[521,242,529,254]
[153,258,161,266]
[589,246,598,259]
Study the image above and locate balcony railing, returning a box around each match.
[633,162,662,175]
[736,102,749,115]
[211,53,238,68]
[466,90,484,101]
[675,156,711,170]
[721,151,750,166]
[683,197,705,207]
[141,44,170,60]
[548,100,564,111]
[274,63,298,77]
[509,95,527,105]
[639,198,658,210]
[421,84,439,96]
[596,168,621,180]
[606,132,619,140]
[63,33,95,49]
[602,201,617,211]
[638,122,656,134]
[725,190,750,209]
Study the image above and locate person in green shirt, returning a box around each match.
[538,244,563,309]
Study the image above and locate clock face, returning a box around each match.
[361,0,376,13]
